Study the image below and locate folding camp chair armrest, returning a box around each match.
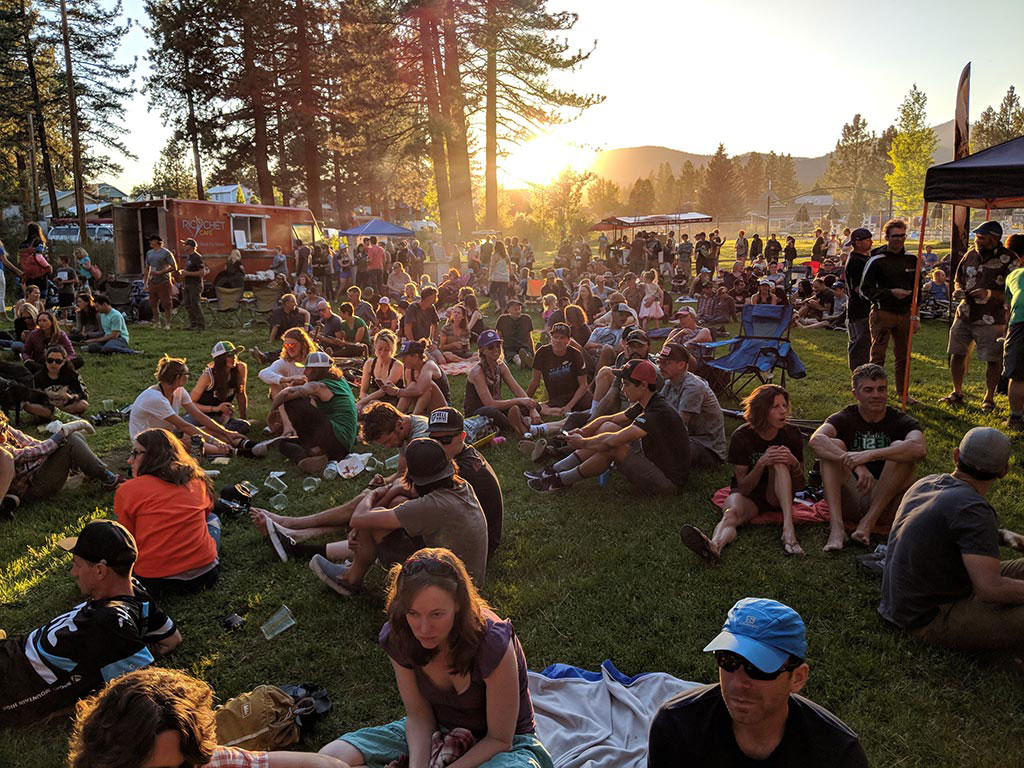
[696,338,738,350]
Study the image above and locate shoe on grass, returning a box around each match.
[1,494,20,522]
[100,473,126,491]
[981,399,997,413]
[680,524,721,564]
[298,454,329,475]
[939,392,965,406]
[518,438,547,462]
[527,474,564,493]
[309,554,362,596]
[520,349,534,369]
[523,466,555,481]
[266,519,297,563]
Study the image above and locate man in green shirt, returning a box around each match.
[270,351,357,473]
[319,301,368,357]
[85,294,134,354]
[1003,238,1024,431]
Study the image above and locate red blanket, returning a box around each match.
[710,487,890,534]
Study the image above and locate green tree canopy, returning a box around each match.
[886,84,938,216]
[697,144,742,218]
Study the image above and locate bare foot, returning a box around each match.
[823,529,847,552]
[249,507,269,535]
[850,528,872,547]
[782,536,805,556]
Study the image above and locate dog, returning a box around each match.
[0,362,50,427]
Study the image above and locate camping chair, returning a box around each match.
[693,303,806,401]
[525,279,544,308]
[247,285,282,327]
[206,286,245,327]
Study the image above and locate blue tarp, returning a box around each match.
[337,218,414,237]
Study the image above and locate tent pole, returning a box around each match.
[901,202,929,411]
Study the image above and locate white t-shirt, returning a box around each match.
[129,386,192,440]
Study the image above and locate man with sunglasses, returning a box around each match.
[648,598,868,767]
[859,219,925,403]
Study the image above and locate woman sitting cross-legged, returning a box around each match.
[25,344,89,421]
[114,428,221,596]
[437,303,473,363]
[464,329,540,438]
[186,341,251,434]
[384,339,451,416]
[319,547,554,768]
[357,329,405,411]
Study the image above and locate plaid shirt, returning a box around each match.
[3,425,60,497]
[206,747,269,768]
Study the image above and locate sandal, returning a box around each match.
[939,392,965,407]
[981,399,996,413]
[680,524,720,564]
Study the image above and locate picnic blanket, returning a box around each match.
[710,487,891,534]
[439,357,478,376]
[529,660,698,768]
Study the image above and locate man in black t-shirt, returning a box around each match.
[268,293,310,342]
[427,407,504,556]
[179,238,206,331]
[526,322,591,417]
[403,286,440,343]
[0,520,180,726]
[526,359,689,495]
[844,227,874,370]
[495,298,535,367]
[648,598,868,767]
[681,384,806,562]
[810,364,926,552]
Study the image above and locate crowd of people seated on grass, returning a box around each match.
[5,218,1024,768]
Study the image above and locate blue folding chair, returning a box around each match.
[694,303,806,401]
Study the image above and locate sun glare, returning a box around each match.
[499,134,597,188]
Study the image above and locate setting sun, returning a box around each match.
[497,132,597,188]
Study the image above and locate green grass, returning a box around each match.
[1,303,1023,767]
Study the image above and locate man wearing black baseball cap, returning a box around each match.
[527,359,690,495]
[0,520,180,726]
[843,227,874,370]
[526,321,592,418]
[309,437,488,596]
[941,220,1020,412]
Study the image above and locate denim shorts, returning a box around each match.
[337,718,554,768]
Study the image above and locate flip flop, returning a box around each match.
[680,524,720,564]
[783,540,806,556]
[982,400,996,413]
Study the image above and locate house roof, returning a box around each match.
[207,184,254,195]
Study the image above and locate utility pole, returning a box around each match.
[887,189,893,222]
[765,180,771,235]
[59,0,89,244]
[26,113,41,222]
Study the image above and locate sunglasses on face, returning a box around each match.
[714,650,800,681]
[429,433,457,445]
[46,357,64,365]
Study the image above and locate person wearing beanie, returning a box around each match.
[879,427,1024,652]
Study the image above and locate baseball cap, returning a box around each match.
[58,520,138,567]
[833,281,847,290]
[428,407,464,434]
[181,238,197,247]
[304,350,333,368]
[674,306,696,319]
[659,342,692,364]
[625,328,649,345]
[612,358,659,386]
[404,438,456,485]
[211,340,244,358]
[847,228,872,246]
[613,303,633,314]
[758,279,772,286]
[507,297,524,306]
[395,340,423,358]
[378,296,391,305]
[958,427,1011,476]
[703,598,807,673]
[477,328,501,348]
[973,221,1003,238]
[549,322,571,337]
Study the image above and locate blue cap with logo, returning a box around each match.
[703,598,807,673]
[477,328,501,349]
[972,221,1003,238]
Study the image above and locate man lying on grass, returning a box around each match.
[525,359,690,496]
[681,384,806,560]
[809,363,926,552]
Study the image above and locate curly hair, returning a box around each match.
[742,384,789,433]
[385,547,490,676]
[279,327,315,360]
[133,428,211,492]
[360,400,404,443]
[68,668,217,768]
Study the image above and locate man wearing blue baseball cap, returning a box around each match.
[648,598,868,766]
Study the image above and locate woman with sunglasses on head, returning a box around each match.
[319,546,553,768]
[25,345,89,421]
[115,428,221,596]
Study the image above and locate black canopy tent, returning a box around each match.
[900,134,1024,407]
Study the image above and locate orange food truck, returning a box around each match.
[112,198,322,278]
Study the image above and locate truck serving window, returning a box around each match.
[230,214,268,247]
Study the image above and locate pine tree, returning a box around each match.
[586,176,620,218]
[676,160,700,207]
[626,176,655,213]
[697,144,742,218]
[654,161,677,211]
[886,84,938,216]
[739,152,766,211]
[972,85,1024,152]
[821,114,890,221]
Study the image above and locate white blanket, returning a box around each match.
[528,662,699,768]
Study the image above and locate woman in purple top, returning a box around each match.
[320,548,552,768]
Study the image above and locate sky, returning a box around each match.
[111,0,1024,192]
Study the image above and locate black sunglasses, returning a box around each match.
[429,433,457,445]
[46,357,64,364]
[714,650,801,681]
[402,557,456,578]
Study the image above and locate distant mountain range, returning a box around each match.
[588,120,956,192]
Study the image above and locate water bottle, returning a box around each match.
[323,461,341,480]
[598,470,611,488]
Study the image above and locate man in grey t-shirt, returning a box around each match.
[880,427,1024,652]
[144,234,177,330]
[657,343,726,470]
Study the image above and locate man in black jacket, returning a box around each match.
[860,219,923,401]
[844,228,874,370]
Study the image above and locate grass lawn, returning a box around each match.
[1,301,1022,768]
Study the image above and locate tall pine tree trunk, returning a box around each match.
[484,0,497,230]
[418,13,455,239]
[332,149,346,227]
[441,2,475,238]
[20,0,57,223]
[294,0,322,217]
[275,104,289,206]
[58,0,87,243]
[182,52,205,199]
[242,17,274,203]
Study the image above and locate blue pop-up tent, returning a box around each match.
[338,218,414,237]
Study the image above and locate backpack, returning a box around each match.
[214,685,302,750]
[19,246,49,279]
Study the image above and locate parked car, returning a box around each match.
[47,224,114,243]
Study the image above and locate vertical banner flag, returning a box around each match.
[950,62,971,321]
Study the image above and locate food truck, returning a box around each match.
[112,198,322,278]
